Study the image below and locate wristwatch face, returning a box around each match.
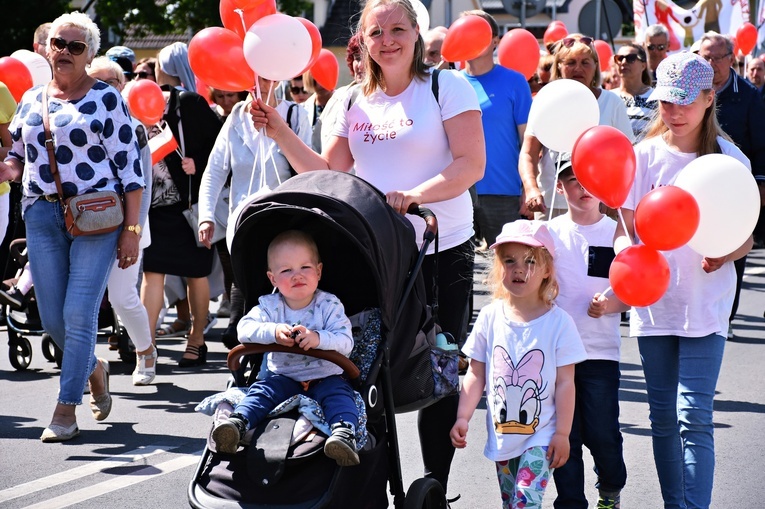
[127,224,142,235]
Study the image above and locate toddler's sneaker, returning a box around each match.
[324,422,360,466]
[0,285,26,311]
[597,490,621,509]
[212,414,247,454]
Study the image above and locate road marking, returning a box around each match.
[0,444,176,503]
[21,454,200,509]
[745,266,765,277]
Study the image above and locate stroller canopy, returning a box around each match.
[230,171,425,348]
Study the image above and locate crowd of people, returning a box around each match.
[0,5,762,509]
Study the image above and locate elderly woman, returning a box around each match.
[0,12,144,442]
[250,0,485,495]
[140,42,222,367]
[615,43,656,142]
[520,34,634,219]
[198,75,311,348]
[87,57,156,385]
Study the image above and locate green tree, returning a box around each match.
[96,0,312,40]
[1,0,71,57]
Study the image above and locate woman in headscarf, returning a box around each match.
[140,42,222,367]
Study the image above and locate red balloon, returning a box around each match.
[731,35,740,57]
[634,186,700,251]
[593,40,613,72]
[230,0,266,8]
[220,0,276,39]
[571,125,636,208]
[543,23,568,48]
[310,49,339,91]
[296,18,322,76]
[609,245,670,307]
[0,57,33,102]
[127,80,165,125]
[737,22,757,55]
[189,27,255,92]
[441,15,493,63]
[498,29,540,80]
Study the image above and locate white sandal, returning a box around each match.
[133,345,158,386]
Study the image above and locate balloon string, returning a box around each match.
[236,9,246,35]
[265,81,282,188]
[548,154,561,221]
[617,207,633,246]
[646,305,655,326]
[601,286,612,298]
[248,80,262,196]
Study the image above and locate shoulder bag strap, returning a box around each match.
[41,86,66,202]
[174,92,193,210]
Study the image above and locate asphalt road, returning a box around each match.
[1,248,764,508]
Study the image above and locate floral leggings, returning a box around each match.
[495,446,553,509]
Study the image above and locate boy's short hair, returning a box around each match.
[267,230,321,269]
[557,160,574,179]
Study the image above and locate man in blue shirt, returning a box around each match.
[459,10,532,247]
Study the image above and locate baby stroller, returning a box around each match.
[188,171,459,509]
[4,238,131,370]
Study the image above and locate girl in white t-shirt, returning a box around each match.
[451,220,586,509]
[614,53,753,509]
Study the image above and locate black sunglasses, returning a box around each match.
[614,53,643,64]
[290,86,308,95]
[561,36,593,48]
[647,44,667,51]
[49,37,88,56]
[136,71,153,79]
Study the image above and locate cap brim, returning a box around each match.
[647,85,698,105]
[489,235,545,250]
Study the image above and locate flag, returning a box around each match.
[148,124,179,166]
[635,0,750,51]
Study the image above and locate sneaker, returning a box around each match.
[597,491,621,509]
[0,285,26,310]
[324,422,360,466]
[212,415,247,454]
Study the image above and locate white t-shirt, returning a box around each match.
[624,135,751,338]
[333,70,480,252]
[462,301,587,461]
[528,88,635,210]
[548,215,621,361]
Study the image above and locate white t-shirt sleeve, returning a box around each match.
[437,69,481,121]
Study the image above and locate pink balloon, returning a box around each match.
[243,14,313,81]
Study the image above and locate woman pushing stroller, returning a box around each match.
[212,230,360,466]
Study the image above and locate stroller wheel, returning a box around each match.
[9,335,32,370]
[42,334,56,362]
[404,478,446,509]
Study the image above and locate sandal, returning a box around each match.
[179,343,207,368]
[133,345,158,386]
[156,319,190,338]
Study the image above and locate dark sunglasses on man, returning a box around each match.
[290,86,308,95]
[136,71,153,80]
[646,44,667,52]
[614,54,643,64]
[49,37,88,56]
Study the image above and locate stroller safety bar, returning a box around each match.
[227,344,361,380]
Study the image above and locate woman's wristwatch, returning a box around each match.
[124,224,142,235]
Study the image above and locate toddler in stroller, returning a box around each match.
[212,230,360,466]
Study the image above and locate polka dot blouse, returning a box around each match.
[7,82,145,213]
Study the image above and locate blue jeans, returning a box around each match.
[235,373,358,430]
[25,199,120,405]
[638,334,725,509]
[553,360,627,508]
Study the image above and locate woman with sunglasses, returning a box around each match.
[520,34,634,219]
[0,11,144,442]
[615,43,656,142]
[250,0,484,499]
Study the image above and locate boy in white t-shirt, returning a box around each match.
[546,162,629,509]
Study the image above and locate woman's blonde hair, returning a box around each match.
[88,56,125,87]
[49,11,100,59]
[643,90,731,155]
[550,33,601,89]
[486,244,558,307]
[357,0,430,96]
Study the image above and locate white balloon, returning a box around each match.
[243,14,312,82]
[527,79,599,153]
[10,49,51,87]
[674,154,759,258]
[411,0,430,33]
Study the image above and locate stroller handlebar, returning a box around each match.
[406,204,437,242]
[227,344,361,380]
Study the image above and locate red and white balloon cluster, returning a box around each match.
[0,50,52,102]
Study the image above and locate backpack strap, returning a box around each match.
[431,68,440,103]
[286,103,298,134]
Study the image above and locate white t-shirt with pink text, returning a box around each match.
[333,70,480,252]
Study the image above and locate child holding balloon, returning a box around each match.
[614,52,753,509]
[450,219,587,509]
[546,160,628,509]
